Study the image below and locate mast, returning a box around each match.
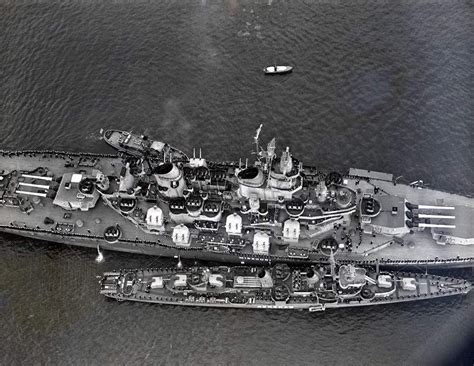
[329,249,336,280]
[254,124,263,160]
[142,149,153,175]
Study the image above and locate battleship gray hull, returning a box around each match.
[1,129,473,268]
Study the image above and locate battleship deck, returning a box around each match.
[1,148,473,268]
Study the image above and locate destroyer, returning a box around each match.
[99,260,471,310]
[0,127,473,268]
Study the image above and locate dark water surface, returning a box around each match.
[1,1,473,365]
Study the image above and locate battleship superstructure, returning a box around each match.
[0,128,473,268]
[100,261,471,310]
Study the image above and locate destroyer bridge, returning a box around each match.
[99,262,471,310]
[0,127,473,268]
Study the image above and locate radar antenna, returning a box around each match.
[266,138,276,159]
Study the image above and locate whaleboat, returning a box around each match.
[263,65,293,74]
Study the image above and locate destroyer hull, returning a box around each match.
[102,290,471,310]
[100,265,471,311]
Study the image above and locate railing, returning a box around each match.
[1,223,472,265]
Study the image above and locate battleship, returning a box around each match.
[0,127,473,268]
[99,260,472,310]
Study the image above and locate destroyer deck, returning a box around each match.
[100,263,471,310]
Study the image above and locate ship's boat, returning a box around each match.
[0,127,473,268]
[99,262,471,310]
[101,129,188,162]
[263,65,293,74]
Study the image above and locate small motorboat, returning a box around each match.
[263,65,293,75]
